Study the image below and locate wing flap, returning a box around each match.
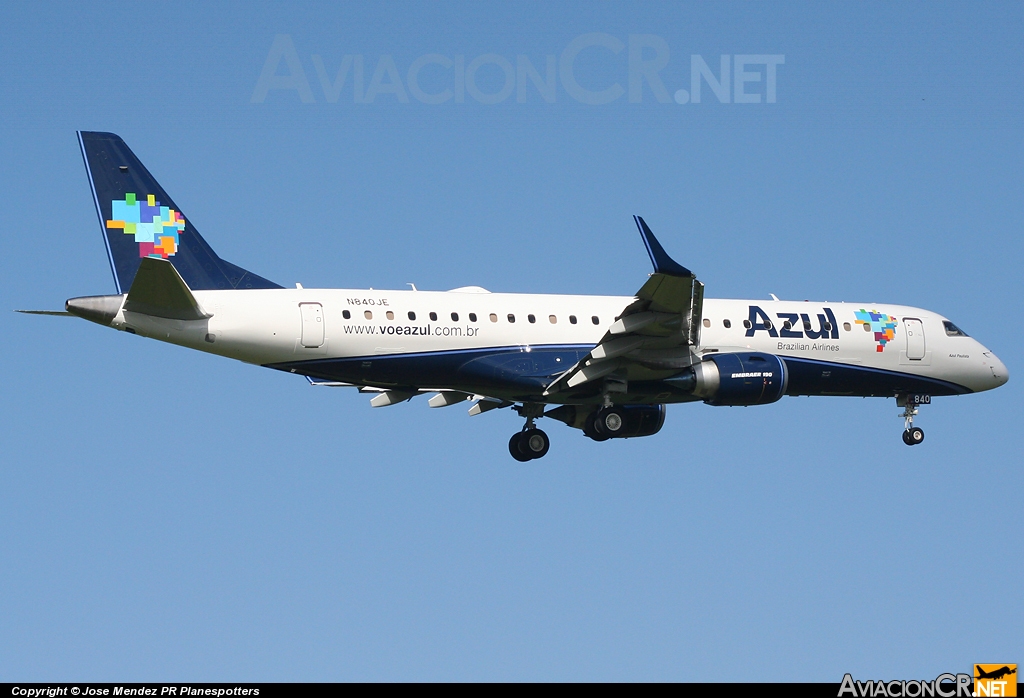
[590,336,645,360]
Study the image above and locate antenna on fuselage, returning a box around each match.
[407,283,417,291]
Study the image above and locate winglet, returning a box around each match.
[634,216,692,277]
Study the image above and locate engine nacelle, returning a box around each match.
[691,352,788,406]
[546,404,667,438]
[609,404,667,438]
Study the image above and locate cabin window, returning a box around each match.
[451,312,459,321]
[343,310,351,319]
[723,319,731,328]
[863,322,871,332]
[592,316,600,325]
[843,322,851,332]
[469,313,477,322]
[429,312,438,321]
[569,315,577,324]
[803,319,812,331]
[823,322,832,332]
[489,313,497,323]
[549,315,557,324]
[528,314,536,323]
[703,318,711,328]
[782,320,792,330]
[364,310,372,320]
[943,321,969,337]
[408,311,416,321]
[743,319,752,329]
[763,321,772,330]
[507,314,516,323]
[386,311,394,320]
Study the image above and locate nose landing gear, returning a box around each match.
[898,394,929,446]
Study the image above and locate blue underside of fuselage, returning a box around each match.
[780,355,970,397]
[265,345,972,402]
[268,344,594,401]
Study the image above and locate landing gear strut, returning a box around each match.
[898,394,929,446]
[509,404,550,461]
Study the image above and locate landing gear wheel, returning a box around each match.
[902,429,913,445]
[509,429,550,460]
[509,433,531,462]
[598,407,626,437]
[521,428,550,459]
[583,412,609,441]
[907,427,924,445]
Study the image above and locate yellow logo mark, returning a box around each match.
[975,664,1017,697]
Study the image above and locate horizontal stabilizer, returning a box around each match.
[15,310,73,316]
[123,257,210,321]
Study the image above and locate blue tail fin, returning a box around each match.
[78,131,281,293]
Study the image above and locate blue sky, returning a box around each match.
[1,1,1021,682]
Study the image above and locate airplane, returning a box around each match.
[975,666,1016,681]
[19,132,1009,461]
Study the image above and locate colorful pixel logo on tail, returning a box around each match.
[855,309,898,352]
[106,193,185,259]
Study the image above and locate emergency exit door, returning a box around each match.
[903,318,925,360]
[299,303,324,347]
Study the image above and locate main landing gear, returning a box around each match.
[898,394,929,446]
[509,403,549,461]
[509,428,550,461]
[582,406,627,441]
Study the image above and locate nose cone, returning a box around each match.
[986,352,1009,387]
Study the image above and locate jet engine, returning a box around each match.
[545,404,666,439]
[687,351,788,406]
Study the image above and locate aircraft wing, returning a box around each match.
[544,216,704,396]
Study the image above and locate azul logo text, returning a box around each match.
[746,305,839,340]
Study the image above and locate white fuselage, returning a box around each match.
[108,287,1008,398]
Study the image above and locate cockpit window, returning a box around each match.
[943,321,969,337]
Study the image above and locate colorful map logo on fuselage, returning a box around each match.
[855,309,898,352]
[106,193,185,259]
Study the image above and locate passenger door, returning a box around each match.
[903,317,925,360]
[299,302,325,348]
